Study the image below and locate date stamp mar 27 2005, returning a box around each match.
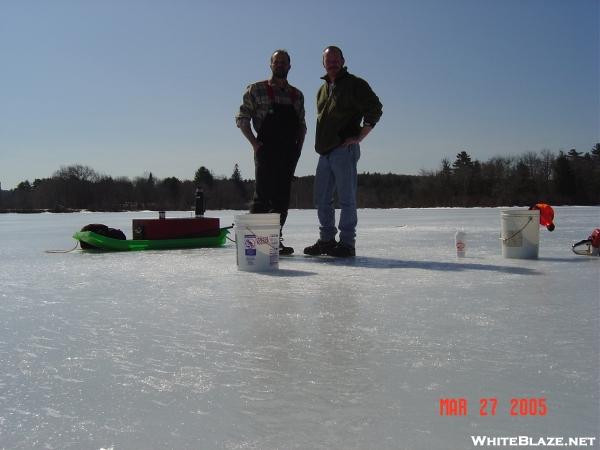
[439,397,548,417]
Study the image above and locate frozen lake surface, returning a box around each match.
[1,207,599,449]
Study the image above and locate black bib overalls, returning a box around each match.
[251,82,301,234]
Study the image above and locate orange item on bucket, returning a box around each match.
[529,203,555,231]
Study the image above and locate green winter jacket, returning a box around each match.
[315,68,383,155]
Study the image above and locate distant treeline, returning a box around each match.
[1,145,599,212]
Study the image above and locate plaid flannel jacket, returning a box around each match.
[236,80,306,134]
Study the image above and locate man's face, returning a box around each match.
[323,49,344,79]
[270,52,290,79]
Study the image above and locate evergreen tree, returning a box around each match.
[17,180,32,191]
[231,164,242,183]
[194,166,214,188]
[452,151,475,204]
[231,163,247,201]
[452,151,473,169]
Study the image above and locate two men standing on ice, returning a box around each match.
[236,46,382,257]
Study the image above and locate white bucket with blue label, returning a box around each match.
[234,213,280,272]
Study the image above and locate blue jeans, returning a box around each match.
[314,144,360,247]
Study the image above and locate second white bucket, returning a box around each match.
[500,209,540,259]
[234,213,280,272]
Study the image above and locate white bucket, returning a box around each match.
[500,209,540,259]
[234,213,280,272]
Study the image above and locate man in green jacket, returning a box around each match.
[304,46,382,257]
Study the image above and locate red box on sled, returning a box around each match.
[132,217,220,240]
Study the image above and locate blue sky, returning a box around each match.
[1,0,598,189]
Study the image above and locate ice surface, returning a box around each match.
[1,207,598,449]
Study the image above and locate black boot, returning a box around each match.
[303,239,337,256]
[279,239,294,256]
